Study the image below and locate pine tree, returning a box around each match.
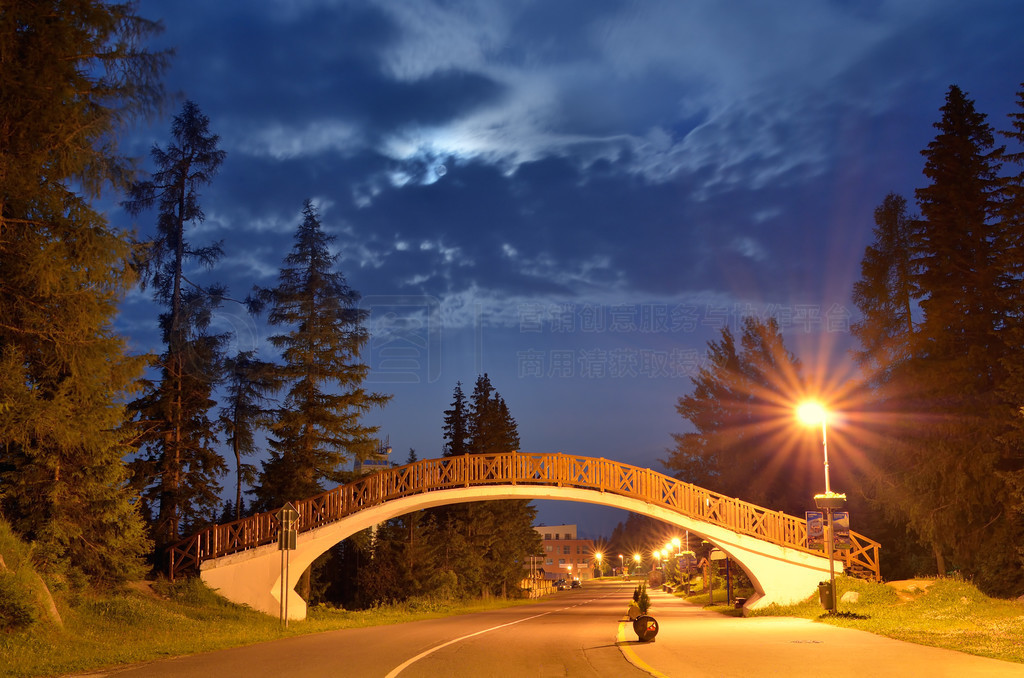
[914,85,1007,376]
[219,351,281,521]
[442,382,469,457]
[0,0,168,584]
[853,86,1024,593]
[997,83,1024,542]
[664,318,808,516]
[252,200,390,509]
[124,101,230,548]
[851,193,917,385]
[439,375,538,597]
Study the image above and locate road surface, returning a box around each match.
[78,579,1024,677]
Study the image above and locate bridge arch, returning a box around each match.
[171,453,879,620]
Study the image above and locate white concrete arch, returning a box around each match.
[200,485,837,620]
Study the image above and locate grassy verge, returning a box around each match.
[739,575,1024,664]
[0,578,540,678]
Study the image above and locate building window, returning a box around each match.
[563,545,570,554]
[545,558,553,565]
[545,545,552,552]
[559,559,565,565]
[544,533,551,540]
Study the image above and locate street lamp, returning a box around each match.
[595,552,603,578]
[619,554,623,575]
[797,401,832,493]
[797,400,845,614]
[632,553,641,575]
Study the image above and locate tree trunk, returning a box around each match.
[933,542,946,576]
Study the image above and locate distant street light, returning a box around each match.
[632,553,641,575]
[595,552,603,577]
[797,400,845,614]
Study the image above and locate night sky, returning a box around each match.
[115,1,1024,537]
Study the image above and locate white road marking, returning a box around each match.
[384,591,620,677]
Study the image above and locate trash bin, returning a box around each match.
[734,597,746,609]
[818,581,833,609]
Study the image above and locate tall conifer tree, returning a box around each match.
[851,193,917,385]
[124,101,229,548]
[0,0,167,583]
[440,374,538,597]
[665,318,808,516]
[219,351,281,521]
[442,381,469,457]
[853,86,1023,592]
[252,200,390,509]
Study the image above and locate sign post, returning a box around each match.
[278,503,298,627]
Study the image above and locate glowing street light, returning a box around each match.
[797,401,831,493]
[595,552,603,577]
[797,400,845,614]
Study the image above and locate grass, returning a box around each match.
[0,577,541,678]
[740,575,1024,664]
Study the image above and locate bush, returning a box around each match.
[0,570,38,630]
[634,582,651,615]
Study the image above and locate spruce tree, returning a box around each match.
[442,382,469,457]
[124,101,230,548]
[998,83,1024,538]
[446,375,538,597]
[853,85,1023,593]
[664,318,808,516]
[252,200,390,509]
[851,193,917,384]
[219,351,281,521]
[0,0,167,583]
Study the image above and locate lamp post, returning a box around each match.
[595,552,603,578]
[633,553,641,575]
[797,401,844,614]
[619,554,624,576]
[797,401,831,492]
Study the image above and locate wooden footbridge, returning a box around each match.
[170,452,880,619]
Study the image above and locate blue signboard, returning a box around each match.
[832,511,851,550]
[806,511,824,551]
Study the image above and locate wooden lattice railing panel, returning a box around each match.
[168,452,881,583]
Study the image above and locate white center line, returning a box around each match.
[384,591,620,677]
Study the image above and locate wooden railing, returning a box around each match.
[168,452,881,582]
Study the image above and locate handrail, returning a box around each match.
[168,452,881,582]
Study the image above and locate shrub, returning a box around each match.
[0,570,38,630]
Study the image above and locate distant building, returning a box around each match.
[533,523,595,581]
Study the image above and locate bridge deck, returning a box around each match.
[169,452,880,582]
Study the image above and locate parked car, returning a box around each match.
[555,579,569,590]
[570,579,582,589]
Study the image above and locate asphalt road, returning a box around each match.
[78,580,1024,678]
[86,580,647,678]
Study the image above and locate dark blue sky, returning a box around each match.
[116,0,1024,537]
